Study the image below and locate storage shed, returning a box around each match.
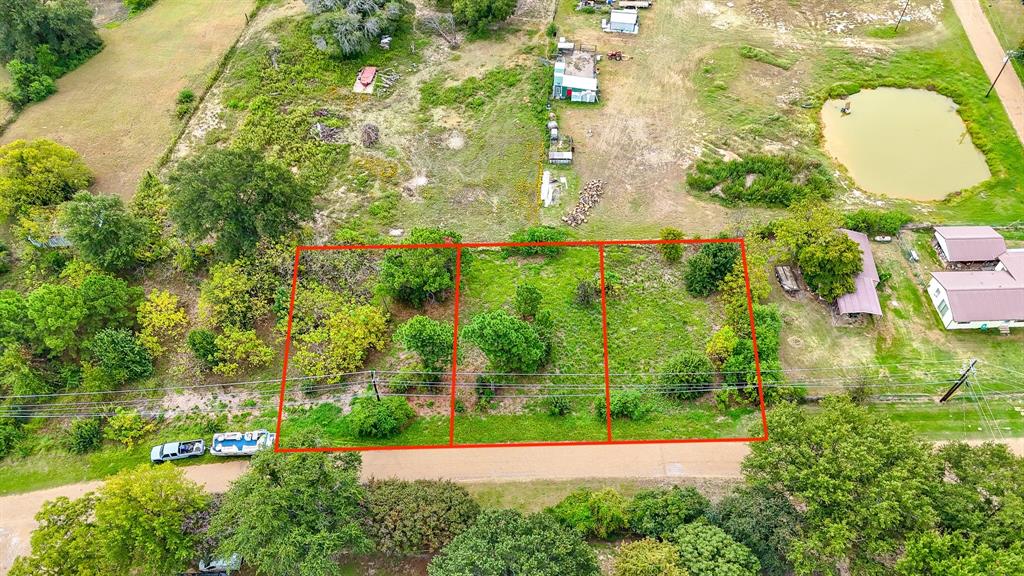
[552,46,599,103]
[934,226,1007,263]
[602,9,639,34]
[835,229,882,317]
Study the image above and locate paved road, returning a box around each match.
[951,0,1024,143]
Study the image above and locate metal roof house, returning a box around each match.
[836,229,883,317]
[928,250,1024,330]
[602,9,640,34]
[934,226,1007,263]
[552,45,599,103]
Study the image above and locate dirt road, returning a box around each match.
[951,0,1024,143]
[4,439,1023,574]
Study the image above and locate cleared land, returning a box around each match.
[0,0,256,199]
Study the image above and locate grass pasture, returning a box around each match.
[0,0,256,199]
[981,0,1024,84]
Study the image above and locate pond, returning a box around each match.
[820,88,990,201]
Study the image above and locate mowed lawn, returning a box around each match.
[0,0,255,199]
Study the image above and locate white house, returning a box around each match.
[928,250,1024,330]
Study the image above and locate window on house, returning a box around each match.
[937,300,949,316]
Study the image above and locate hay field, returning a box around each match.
[0,0,255,199]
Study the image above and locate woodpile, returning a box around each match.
[562,179,604,227]
[310,122,344,143]
[361,123,380,147]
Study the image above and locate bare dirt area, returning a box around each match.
[87,0,129,26]
[1,0,256,200]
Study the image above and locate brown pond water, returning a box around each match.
[821,88,990,201]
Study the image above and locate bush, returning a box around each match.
[513,283,542,319]
[504,226,568,257]
[379,227,462,307]
[64,417,102,454]
[2,59,55,107]
[705,325,738,368]
[738,45,794,70]
[686,155,833,207]
[393,315,454,371]
[658,228,685,262]
[87,329,154,384]
[842,209,911,236]
[684,243,739,297]
[0,418,24,459]
[575,277,601,307]
[658,351,715,400]
[604,389,653,420]
[547,488,630,539]
[137,289,188,357]
[103,408,155,448]
[614,539,685,576]
[708,486,798,576]
[308,0,408,58]
[362,480,481,555]
[123,0,158,14]
[545,22,558,38]
[546,395,571,416]
[187,329,219,368]
[461,309,546,372]
[212,326,273,376]
[672,521,761,576]
[176,88,195,105]
[628,486,711,539]
[0,139,92,217]
[60,192,146,272]
[427,509,599,576]
[348,396,415,438]
[452,0,517,31]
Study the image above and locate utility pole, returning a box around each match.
[986,50,1024,98]
[940,359,977,403]
[371,370,381,401]
[894,0,911,32]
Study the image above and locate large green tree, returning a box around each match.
[60,191,146,272]
[428,509,599,576]
[393,315,454,371]
[8,494,104,576]
[773,202,862,301]
[0,0,101,69]
[0,139,92,217]
[308,0,407,57]
[628,486,710,539]
[168,148,313,258]
[461,308,546,372]
[709,485,799,576]
[895,532,1024,576]
[378,227,461,307]
[209,450,370,576]
[452,0,516,30]
[26,282,85,355]
[361,479,480,555]
[742,396,939,575]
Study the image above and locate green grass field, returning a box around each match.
[0,0,256,199]
[981,0,1024,85]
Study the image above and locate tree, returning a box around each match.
[8,494,104,576]
[199,261,270,329]
[59,191,146,271]
[684,243,739,297]
[168,148,313,259]
[513,283,542,319]
[212,326,273,376]
[26,282,85,355]
[103,408,155,447]
[361,479,481,554]
[709,485,798,576]
[348,396,415,438]
[87,328,153,384]
[187,329,219,369]
[291,284,388,381]
[0,289,28,346]
[547,488,630,539]
[378,227,461,307]
[0,0,102,70]
[628,486,710,539]
[0,345,49,396]
[658,351,715,400]
[137,289,189,357]
[452,0,517,30]
[672,521,760,576]
[94,465,209,576]
[428,509,599,576]
[2,58,55,107]
[209,450,371,576]
[393,315,454,371]
[63,417,102,454]
[705,325,738,368]
[79,273,141,336]
[307,0,407,58]
[895,531,1024,576]
[0,139,92,217]
[613,539,685,576]
[461,309,546,372]
[742,397,940,575]
[658,227,684,262]
[796,231,862,301]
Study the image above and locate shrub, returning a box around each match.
[393,315,454,371]
[547,488,630,539]
[658,351,715,400]
[427,509,599,576]
[87,329,154,384]
[614,539,685,576]
[504,226,568,257]
[575,277,601,307]
[686,155,833,207]
[628,486,711,539]
[684,243,739,297]
[0,418,24,459]
[738,45,794,70]
[137,289,189,357]
[199,261,270,329]
[658,228,684,262]
[176,88,195,105]
[705,325,738,368]
[545,22,558,38]
[60,192,146,272]
[2,59,55,107]
[461,309,546,372]
[842,209,911,236]
[379,227,461,307]
[672,521,761,576]
[348,396,415,438]
[513,283,542,319]
[452,0,517,31]
[362,480,481,555]
[708,486,798,576]
[546,395,571,416]
[64,417,102,454]
[103,408,155,448]
[123,0,158,14]
[604,389,653,420]
[212,326,273,376]
[0,139,92,217]
[308,0,408,58]
[187,329,219,369]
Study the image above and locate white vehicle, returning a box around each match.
[210,429,276,457]
[150,439,205,463]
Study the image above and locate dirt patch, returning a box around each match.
[87,0,129,25]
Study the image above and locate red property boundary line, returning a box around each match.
[274,238,769,452]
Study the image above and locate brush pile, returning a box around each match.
[562,179,605,227]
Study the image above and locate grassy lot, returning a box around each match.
[0,0,255,199]
[981,0,1024,84]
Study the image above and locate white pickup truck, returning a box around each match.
[150,439,205,463]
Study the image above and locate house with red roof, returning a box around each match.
[928,250,1024,330]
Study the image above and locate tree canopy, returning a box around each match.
[0,139,92,217]
[452,0,517,31]
[378,227,461,307]
[168,148,313,259]
[393,315,454,371]
[60,191,146,272]
[307,0,407,58]
[773,202,863,301]
[0,0,102,70]
[461,308,546,372]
